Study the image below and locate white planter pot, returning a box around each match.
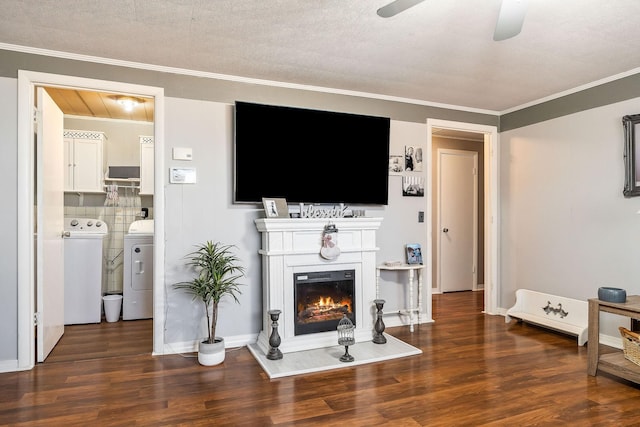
[198,337,225,366]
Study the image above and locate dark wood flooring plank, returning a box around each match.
[3,291,640,425]
[45,319,153,363]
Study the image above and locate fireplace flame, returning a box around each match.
[314,296,351,312]
[296,293,354,327]
[318,296,334,307]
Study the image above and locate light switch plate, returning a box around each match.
[173,147,193,161]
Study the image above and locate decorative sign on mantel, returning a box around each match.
[299,203,347,218]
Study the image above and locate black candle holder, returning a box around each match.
[373,299,387,344]
[266,309,283,360]
[339,337,355,362]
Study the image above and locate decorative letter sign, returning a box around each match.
[299,203,346,219]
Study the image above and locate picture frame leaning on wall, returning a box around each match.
[406,243,423,265]
[262,197,290,218]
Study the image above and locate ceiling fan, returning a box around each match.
[376,0,528,41]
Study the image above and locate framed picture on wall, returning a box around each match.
[406,243,423,265]
[389,154,404,174]
[623,114,640,197]
[402,176,425,197]
[262,197,289,218]
[405,145,423,172]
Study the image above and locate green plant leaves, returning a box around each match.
[174,241,245,343]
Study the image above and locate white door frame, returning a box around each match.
[17,70,166,369]
[436,148,478,293]
[426,119,499,315]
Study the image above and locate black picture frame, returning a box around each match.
[623,114,640,197]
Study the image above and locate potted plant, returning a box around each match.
[175,241,245,366]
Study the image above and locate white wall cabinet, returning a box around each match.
[139,136,154,195]
[63,130,104,192]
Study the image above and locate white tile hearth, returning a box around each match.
[247,334,422,379]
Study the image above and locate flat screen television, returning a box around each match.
[234,101,390,205]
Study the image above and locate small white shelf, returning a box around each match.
[104,177,140,190]
[104,178,140,183]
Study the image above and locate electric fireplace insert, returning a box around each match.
[294,269,356,336]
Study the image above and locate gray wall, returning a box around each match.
[500,98,640,339]
[375,121,428,314]
[3,46,640,369]
[159,100,430,343]
[500,73,640,132]
[0,77,17,362]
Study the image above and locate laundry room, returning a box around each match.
[62,110,155,324]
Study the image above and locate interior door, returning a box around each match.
[36,87,65,362]
[438,149,477,293]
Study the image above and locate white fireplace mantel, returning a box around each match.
[254,217,383,354]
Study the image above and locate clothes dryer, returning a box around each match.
[123,219,154,320]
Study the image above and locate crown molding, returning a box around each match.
[0,43,499,116]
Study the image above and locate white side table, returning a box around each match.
[376,263,425,332]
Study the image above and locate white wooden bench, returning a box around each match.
[505,289,588,346]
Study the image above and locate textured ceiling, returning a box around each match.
[3,0,640,112]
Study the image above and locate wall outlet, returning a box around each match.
[418,211,424,223]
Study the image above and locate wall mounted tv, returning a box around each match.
[234,101,391,205]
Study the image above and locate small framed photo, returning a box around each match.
[406,243,423,265]
[402,176,425,197]
[405,145,423,172]
[262,197,289,218]
[389,154,404,175]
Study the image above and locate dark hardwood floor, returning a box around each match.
[3,291,640,426]
[44,318,153,364]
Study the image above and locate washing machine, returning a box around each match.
[123,219,154,320]
[64,217,108,324]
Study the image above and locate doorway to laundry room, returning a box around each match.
[38,85,156,363]
[17,71,165,369]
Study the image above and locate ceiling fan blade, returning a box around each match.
[377,0,426,18]
[493,0,528,41]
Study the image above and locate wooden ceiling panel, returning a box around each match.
[45,87,154,122]
[82,90,111,118]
